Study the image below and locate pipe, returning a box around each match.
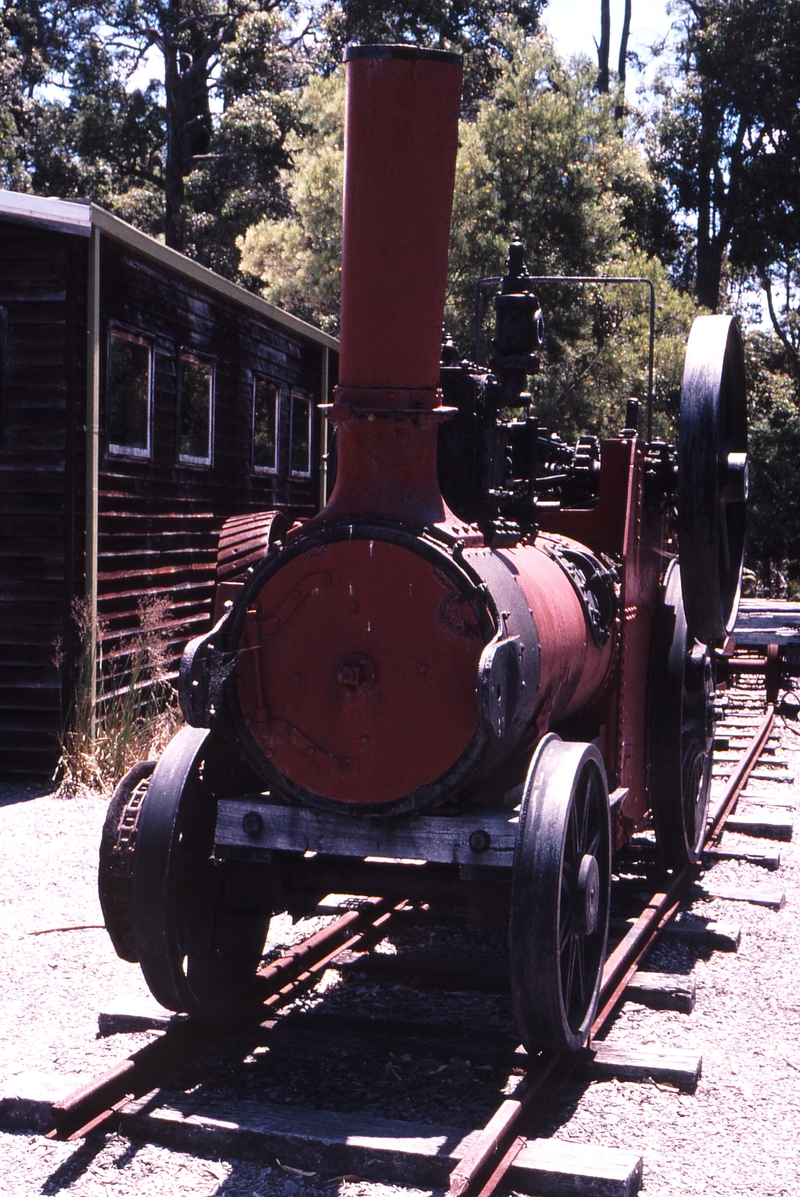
[85,219,101,739]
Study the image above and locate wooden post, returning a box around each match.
[85,220,101,739]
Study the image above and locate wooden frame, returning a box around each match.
[177,350,215,467]
[106,324,153,459]
[289,388,313,478]
[252,375,280,475]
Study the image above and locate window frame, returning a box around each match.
[289,388,313,479]
[251,375,281,476]
[106,324,154,459]
[177,349,215,468]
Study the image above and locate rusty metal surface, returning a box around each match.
[235,536,485,805]
[339,48,462,392]
[213,510,289,622]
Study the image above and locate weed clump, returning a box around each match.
[54,594,182,794]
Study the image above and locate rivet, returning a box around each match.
[242,811,264,837]
[469,829,491,854]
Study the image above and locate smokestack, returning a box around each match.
[339,45,463,397]
[316,45,468,530]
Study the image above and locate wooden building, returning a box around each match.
[0,191,339,781]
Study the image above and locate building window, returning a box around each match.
[290,390,312,477]
[108,328,152,457]
[253,377,279,473]
[178,353,214,465]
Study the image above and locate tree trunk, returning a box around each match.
[615,0,632,120]
[162,42,213,251]
[163,43,184,250]
[597,0,611,92]
[694,86,723,311]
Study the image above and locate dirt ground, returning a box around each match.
[1,696,799,1196]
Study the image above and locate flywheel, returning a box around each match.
[678,314,747,645]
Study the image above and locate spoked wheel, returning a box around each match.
[678,314,747,645]
[510,735,611,1053]
[649,560,715,869]
[131,726,270,1021]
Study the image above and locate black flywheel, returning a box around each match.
[510,735,611,1053]
[678,314,747,645]
[649,560,715,869]
[130,726,270,1021]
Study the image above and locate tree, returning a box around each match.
[743,332,800,594]
[0,0,304,258]
[238,71,343,331]
[596,0,610,92]
[316,0,547,107]
[652,0,800,314]
[180,7,303,273]
[241,28,694,439]
[595,0,631,117]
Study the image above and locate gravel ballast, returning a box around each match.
[1,697,799,1196]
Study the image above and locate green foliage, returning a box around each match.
[743,333,800,594]
[238,71,344,333]
[181,9,301,274]
[651,0,800,319]
[240,31,693,440]
[316,0,546,107]
[0,0,304,259]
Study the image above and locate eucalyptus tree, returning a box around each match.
[652,0,800,326]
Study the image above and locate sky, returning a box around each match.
[126,1,677,92]
[543,0,673,80]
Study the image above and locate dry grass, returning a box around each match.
[54,595,183,794]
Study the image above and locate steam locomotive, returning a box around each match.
[98,44,748,1053]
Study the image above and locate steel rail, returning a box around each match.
[449,705,776,1197]
[48,704,778,1165]
[48,896,397,1141]
[707,706,776,840]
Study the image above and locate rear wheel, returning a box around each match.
[131,727,270,1020]
[649,560,715,869]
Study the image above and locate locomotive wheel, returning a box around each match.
[678,314,747,645]
[649,560,715,869]
[510,735,611,1053]
[99,760,156,963]
[131,726,270,1021]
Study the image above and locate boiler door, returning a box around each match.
[233,533,489,811]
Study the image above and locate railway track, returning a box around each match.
[33,676,794,1197]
